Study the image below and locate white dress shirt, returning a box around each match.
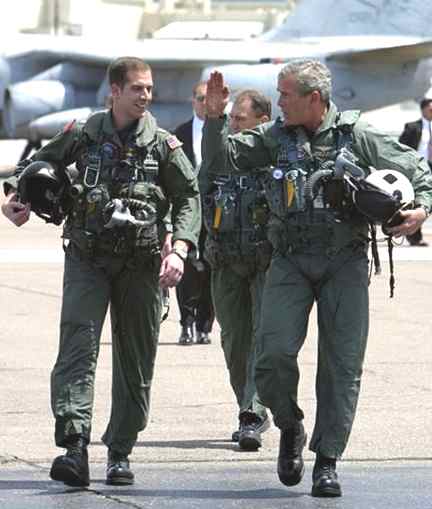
[192,114,204,168]
[418,117,432,161]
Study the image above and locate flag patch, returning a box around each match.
[166,135,182,150]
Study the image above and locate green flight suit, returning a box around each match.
[6,110,201,455]
[210,264,267,421]
[202,103,432,458]
[200,119,271,422]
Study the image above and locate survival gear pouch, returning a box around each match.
[204,173,269,237]
[204,175,237,233]
[261,126,310,219]
[203,172,271,267]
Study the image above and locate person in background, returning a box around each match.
[399,97,432,246]
[201,89,272,451]
[174,81,215,345]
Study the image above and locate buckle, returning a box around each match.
[238,176,248,189]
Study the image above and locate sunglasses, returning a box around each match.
[194,95,206,102]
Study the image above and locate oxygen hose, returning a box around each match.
[304,161,335,203]
[125,198,157,228]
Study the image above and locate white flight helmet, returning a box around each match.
[365,170,414,204]
[352,169,414,226]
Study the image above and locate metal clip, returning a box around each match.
[83,155,101,188]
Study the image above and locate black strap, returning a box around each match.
[369,223,381,276]
[388,237,395,298]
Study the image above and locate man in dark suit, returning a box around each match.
[399,98,432,246]
[174,81,215,344]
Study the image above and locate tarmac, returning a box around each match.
[1,103,432,508]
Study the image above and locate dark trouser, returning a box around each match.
[212,264,267,421]
[175,257,215,333]
[51,243,161,456]
[255,247,369,459]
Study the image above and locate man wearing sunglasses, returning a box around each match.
[173,81,215,346]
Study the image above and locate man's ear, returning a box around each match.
[111,83,121,98]
[310,90,322,105]
[259,115,270,125]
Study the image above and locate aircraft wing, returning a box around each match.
[327,39,432,64]
[3,0,432,156]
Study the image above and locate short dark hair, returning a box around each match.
[420,98,432,110]
[108,57,151,88]
[192,81,207,97]
[234,89,272,118]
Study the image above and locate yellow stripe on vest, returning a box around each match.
[213,206,222,229]
[287,179,295,207]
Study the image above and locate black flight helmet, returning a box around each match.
[17,160,69,225]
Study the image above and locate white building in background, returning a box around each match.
[0,0,297,40]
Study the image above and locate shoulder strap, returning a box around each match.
[334,110,361,151]
[81,113,106,187]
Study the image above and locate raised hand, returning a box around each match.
[206,71,230,118]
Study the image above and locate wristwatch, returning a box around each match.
[171,246,188,261]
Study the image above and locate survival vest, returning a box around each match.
[262,112,370,256]
[64,112,170,256]
[203,170,272,271]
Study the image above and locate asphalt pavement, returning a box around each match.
[1,104,432,508]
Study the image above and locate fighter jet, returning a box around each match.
[1,0,432,159]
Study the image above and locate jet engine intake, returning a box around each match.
[3,79,95,139]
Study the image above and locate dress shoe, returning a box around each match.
[311,453,342,497]
[196,331,211,344]
[50,436,90,487]
[178,325,194,345]
[277,422,306,486]
[238,414,270,451]
[106,450,134,485]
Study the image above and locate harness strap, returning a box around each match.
[388,237,395,298]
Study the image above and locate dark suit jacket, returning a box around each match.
[399,119,422,150]
[174,117,208,256]
[174,118,195,167]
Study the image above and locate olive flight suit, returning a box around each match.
[202,102,432,459]
[5,110,201,455]
[200,117,272,423]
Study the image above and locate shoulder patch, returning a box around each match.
[63,119,77,133]
[166,135,182,150]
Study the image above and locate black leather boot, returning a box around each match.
[196,331,211,344]
[238,413,270,451]
[277,422,306,486]
[50,435,90,487]
[106,449,135,485]
[178,325,194,345]
[311,452,342,497]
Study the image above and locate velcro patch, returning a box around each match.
[166,135,182,150]
[63,119,76,133]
